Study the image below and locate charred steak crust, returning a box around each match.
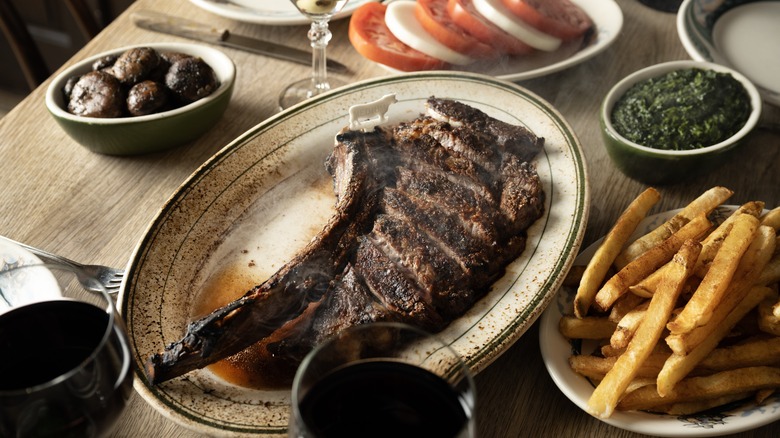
[145,97,546,385]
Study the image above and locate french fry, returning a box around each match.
[632,202,765,297]
[667,214,760,334]
[618,366,780,412]
[758,251,780,287]
[755,389,776,404]
[665,226,776,354]
[570,337,780,381]
[625,377,657,395]
[610,301,649,350]
[758,290,780,336]
[601,344,625,358]
[574,188,660,318]
[697,336,780,372]
[656,286,773,397]
[594,214,711,312]
[609,293,647,322]
[774,300,780,319]
[652,392,754,415]
[587,240,700,418]
[614,186,732,268]
[571,349,669,380]
[760,206,780,230]
[558,315,617,340]
[693,201,765,278]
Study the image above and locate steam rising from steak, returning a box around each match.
[145,97,545,384]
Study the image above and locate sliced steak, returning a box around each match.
[353,237,444,331]
[145,97,546,385]
[370,214,475,319]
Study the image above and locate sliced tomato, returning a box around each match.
[415,0,498,59]
[387,1,474,65]
[501,0,593,41]
[447,0,534,55]
[349,2,449,72]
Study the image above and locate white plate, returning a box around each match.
[375,0,623,82]
[677,0,780,106]
[539,205,780,437]
[122,71,589,436]
[189,0,377,25]
[0,239,61,315]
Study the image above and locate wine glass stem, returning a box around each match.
[309,18,332,94]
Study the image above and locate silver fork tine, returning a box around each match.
[0,236,124,295]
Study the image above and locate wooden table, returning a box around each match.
[1,0,778,436]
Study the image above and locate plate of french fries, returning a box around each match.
[540,186,780,436]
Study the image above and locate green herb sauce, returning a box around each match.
[611,68,751,151]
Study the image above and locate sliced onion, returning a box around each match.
[384,1,475,65]
[472,0,562,52]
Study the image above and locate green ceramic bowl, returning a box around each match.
[46,42,235,156]
[600,60,762,185]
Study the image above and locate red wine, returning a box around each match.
[0,300,133,437]
[298,361,470,437]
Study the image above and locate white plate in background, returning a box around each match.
[189,0,378,25]
[677,0,780,106]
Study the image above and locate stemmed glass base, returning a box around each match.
[278,76,345,110]
[278,15,343,111]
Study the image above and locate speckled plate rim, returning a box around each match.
[188,0,379,25]
[540,205,780,437]
[120,71,590,436]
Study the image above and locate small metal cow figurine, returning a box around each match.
[348,94,398,131]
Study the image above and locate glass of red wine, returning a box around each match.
[0,264,134,437]
[289,322,475,438]
[278,0,349,110]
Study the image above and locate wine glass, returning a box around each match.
[289,322,476,438]
[0,264,133,437]
[279,0,349,110]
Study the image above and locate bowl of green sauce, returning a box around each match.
[600,60,762,185]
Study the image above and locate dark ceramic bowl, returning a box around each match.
[600,60,761,185]
[45,42,235,156]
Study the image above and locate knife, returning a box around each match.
[131,10,349,74]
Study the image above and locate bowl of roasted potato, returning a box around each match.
[600,60,762,185]
[45,42,235,155]
[541,186,780,436]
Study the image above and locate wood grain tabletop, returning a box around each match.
[0,0,777,436]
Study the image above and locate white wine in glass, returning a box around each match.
[279,0,349,110]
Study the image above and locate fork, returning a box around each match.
[0,236,125,295]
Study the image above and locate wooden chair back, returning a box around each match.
[0,0,103,90]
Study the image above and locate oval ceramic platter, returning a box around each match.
[121,71,589,436]
[189,0,378,25]
[540,205,780,437]
[376,0,623,83]
[677,0,780,106]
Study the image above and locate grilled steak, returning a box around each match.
[145,97,545,385]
